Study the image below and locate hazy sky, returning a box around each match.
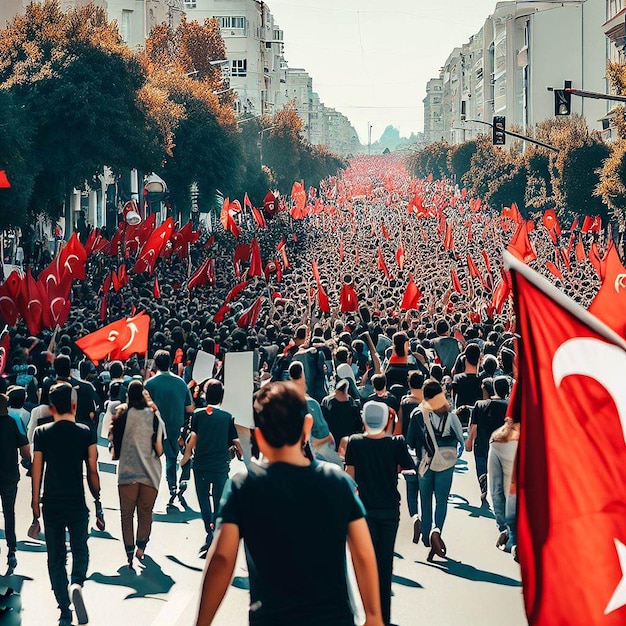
[268,0,498,143]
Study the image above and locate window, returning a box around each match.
[184,1,196,8]
[231,59,247,77]
[121,10,132,43]
[432,96,441,104]
[218,16,246,30]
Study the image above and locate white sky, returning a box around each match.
[268,0,499,143]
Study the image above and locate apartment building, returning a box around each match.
[0,0,181,50]
[423,77,445,143]
[424,0,608,145]
[183,0,285,116]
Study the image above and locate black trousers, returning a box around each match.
[366,511,399,626]
[0,483,18,552]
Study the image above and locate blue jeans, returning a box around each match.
[419,467,454,545]
[0,483,17,552]
[366,511,399,626]
[165,452,191,496]
[43,509,89,614]
[404,473,419,518]
[193,470,228,544]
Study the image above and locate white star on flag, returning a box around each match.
[605,539,626,615]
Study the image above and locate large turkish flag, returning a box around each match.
[508,251,626,625]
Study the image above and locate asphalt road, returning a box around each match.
[0,442,526,626]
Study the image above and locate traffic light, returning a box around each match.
[492,116,506,146]
[555,81,572,116]
[554,89,571,116]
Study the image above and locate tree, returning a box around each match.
[409,141,451,180]
[0,1,169,226]
[447,139,479,182]
[262,105,303,191]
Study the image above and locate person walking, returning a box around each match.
[180,379,242,557]
[488,410,520,553]
[465,377,509,502]
[194,382,383,626]
[417,379,464,562]
[0,392,31,573]
[31,382,102,626]
[110,380,164,569]
[145,349,194,509]
[344,401,415,626]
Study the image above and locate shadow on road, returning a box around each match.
[392,574,423,589]
[89,555,175,599]
[165,555,203,573]
[153,508,201,524]
[0,575,33,626]
[449,494,495,520]
[418,558,521,587]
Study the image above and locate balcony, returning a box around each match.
[604,7,626,43]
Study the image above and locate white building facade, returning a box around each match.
[425,0,609,145]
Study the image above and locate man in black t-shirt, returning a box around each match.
[32,383,101,626]
[451,343,483,427]
[181,379,242,557]
[0,393,31,573]
[345,401,415,626]
[366,374,400,431]
[195,382,384,626]
[465,377,510,501]
[320,379,362,449]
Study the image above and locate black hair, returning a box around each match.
[109,361,124,379]
[465,343,481,366]
[408,370,425,390]
[392,331,408,357]
[253,382,307,448]
[494,376,510,399]
[127,380,148,409]
[205,379,225,405]
[49,382,74,414]
[154,349,171,372]
[288,360,304,381]
[372,373,387,392]
[53,354,71,379]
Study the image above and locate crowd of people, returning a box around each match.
[0,154,608,625]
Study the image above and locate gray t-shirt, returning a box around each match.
[117,407,164,491]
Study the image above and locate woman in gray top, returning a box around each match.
[111,380,164,569]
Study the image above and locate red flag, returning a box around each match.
[153,276,161,299]
[252,207,268,229]
[220,198,241,238]
[0,171,10,188]
[317,285,330,314]
[395,245,405,271]
[542,209,561,243]
[575,236,586,263]
[400,274,422,310]
[508,220,537,263]
[0,330,9,376]
[377,247,391,280]
[99,295,107,321]
[76,312,150,364]
[589,242,603,276]
[381,222,390,241]
[340,283,358,313]
[492,271,512,314]
[502,202,523,224]
[588,245,626,338]
[188,258,213,291]
[58,233,87,281]
[248,238,263,278]
[237,297,263,329]
[508,251,626,626]
[225,281,247,304]
[467,254,482,282]
[213,303,231,323]
[244,193,252,210]
[443,223,454,251]
[450,268,462,293]
[582,215,602,234]
[0,271,21,326]
[134,218,174,274]
[263,191,277,218]
[545,261,564,282]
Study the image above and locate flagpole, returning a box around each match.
[504,250,626,350]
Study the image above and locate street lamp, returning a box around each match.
[368,123,373,156]
[258,126,277,164]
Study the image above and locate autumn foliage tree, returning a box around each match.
[0,0,168,226]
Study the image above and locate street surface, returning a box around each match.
[0,440,526,626]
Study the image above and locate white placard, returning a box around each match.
[192,350,216,384]
[222,351,254,428]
